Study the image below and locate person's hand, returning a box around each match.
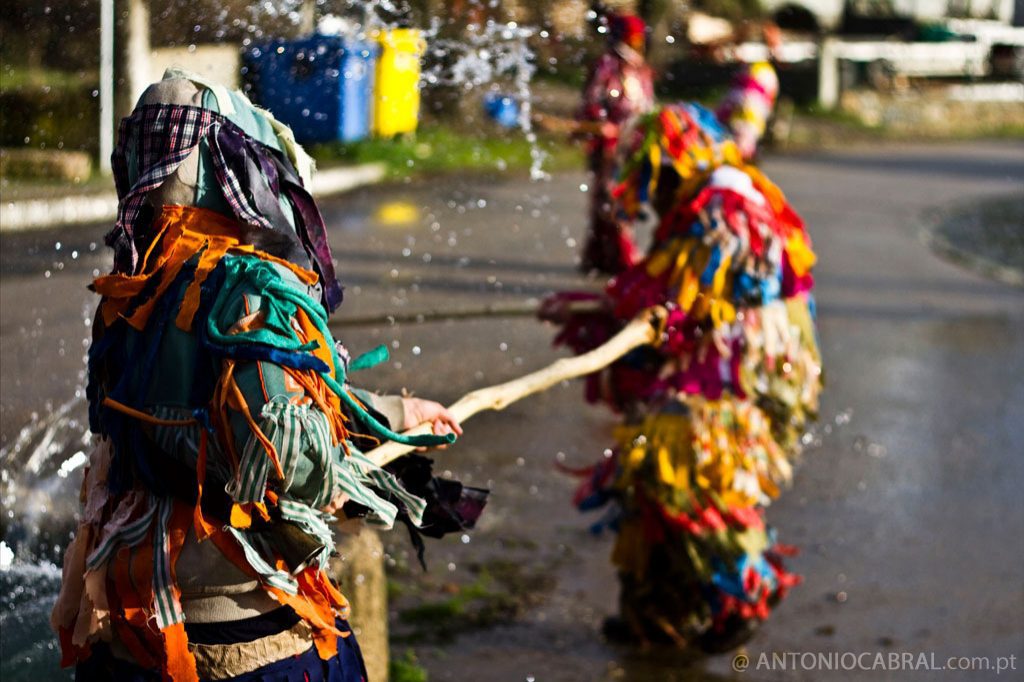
[401,397,463,447]
[599,121,619,139]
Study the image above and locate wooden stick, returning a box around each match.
[532,111,609,137]
[329,297,606,329]
[364,306,665,467]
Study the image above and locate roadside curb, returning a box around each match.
[920,226,1024,288]
[0,162,387,233]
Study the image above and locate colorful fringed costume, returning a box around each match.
[715,61,779,162]
[546,103,822,648]
[577,13,655,275]
[52,73,484,681]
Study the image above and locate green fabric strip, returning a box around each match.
[348,345,389,372]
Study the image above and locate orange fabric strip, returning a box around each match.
[102,398,199,427]
[160,502,199,682]
[211,360,241,472]
[192,431,217,542]
[175,239,232,332]
[108,550,160,669]
[160,622,199,682]
[92,205,319,332]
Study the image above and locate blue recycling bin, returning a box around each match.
[244,35,377,144]
[483,93,521,128]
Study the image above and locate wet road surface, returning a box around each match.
[1,140,1022,680]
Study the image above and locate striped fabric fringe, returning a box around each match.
[152,495,186,629]
[232,397,427,529]
[341,451,428,529]
[85,493,156,571]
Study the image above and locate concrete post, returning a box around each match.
[818,37,840,110]
[299,0,317,35]
[333,529,389,682]
[99,0,115,174]
[116,0,151,119]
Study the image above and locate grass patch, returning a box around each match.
[1,66,98,91]
[397,573,506,630]
[796,101,879,130]
[389,649,429,682]
[308,123,582,180]
[392,561,555,644]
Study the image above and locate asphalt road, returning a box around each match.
[1,140,1022,681]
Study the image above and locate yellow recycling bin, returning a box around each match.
[373,29,426,137]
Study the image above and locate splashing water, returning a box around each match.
[1,392,88,679]
[1,395,91,566]
[324,1,549,180]
[421,19,549,181]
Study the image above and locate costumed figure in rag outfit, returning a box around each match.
[576,12,655,275]
[542,102,822,650]
[51,73,488,682]
[715,60,779,163]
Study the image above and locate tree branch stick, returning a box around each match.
[364,306,665,467]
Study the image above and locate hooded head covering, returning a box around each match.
[107,70,343,312]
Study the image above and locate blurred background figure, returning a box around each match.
[715,60,780,161]
[576,9,655,275]
[715,24,782,162]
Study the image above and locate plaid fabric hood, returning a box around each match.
[107,83,343,312]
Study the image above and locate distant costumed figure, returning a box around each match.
[715,60,779,162]
[577,12,655,275]
[543,102,822,649]
[51,72,485,681]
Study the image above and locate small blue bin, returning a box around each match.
[244,35,378,143]
[483,93,521,128]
